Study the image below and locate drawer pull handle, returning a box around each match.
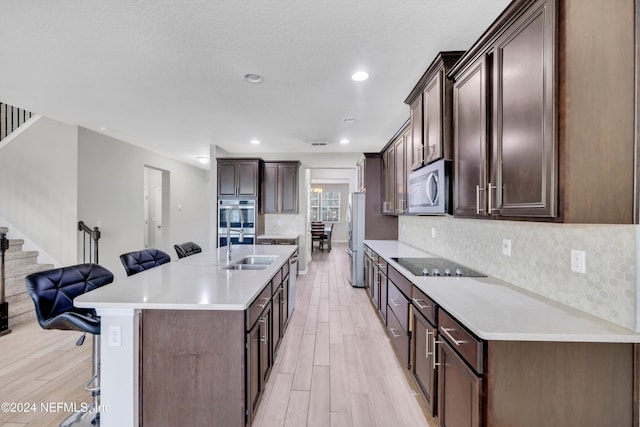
[389,328,402,338]
[377,263,386,269]
[426,329,433,359]
[257,297,270,309]
[439,326,467,347]
[390,298,402,307]
[412,298,430,310]
[432,335,442,370]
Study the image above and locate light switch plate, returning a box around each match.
[502,239,512,256]
[431,227,436,238]
[571,249,586,274]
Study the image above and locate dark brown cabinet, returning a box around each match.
[217,159,261,198]
[412,289,438,417]
[450,0,635,223]
[438,339,482,427]
[452,0,555,218]
[381,123,411,215]
[405,52,464,171]
[246,298,271,424]
[394,131,407,214]
[386,272,410,368]
[382,143,396,214]
[262,161,300,214]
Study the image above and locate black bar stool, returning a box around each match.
[173,242,202,259]
[119,248,171,276]
[25,263,114,426]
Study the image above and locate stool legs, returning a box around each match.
[59,334,100,426]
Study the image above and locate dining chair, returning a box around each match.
[311,222,326,251]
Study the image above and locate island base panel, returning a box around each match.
[141,309,246,426]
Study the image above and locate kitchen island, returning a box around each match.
[364,240,640,427]
[74,244,297,427]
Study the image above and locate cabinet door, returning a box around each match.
[237,162,259,197]
[453,56,489,217]
[413,312,437,417]
[281,276,289,328]
[492,1,555,217]
[259,305,272,384]
[262,163,278,213]
[410,95,424,170]
[378,271,387,324]
[279,163,298,213]
[438,340,481,427]
[394,136,406,214]
[247,323,262,420]
[272,287,282,354]
[218,162,238,196]
[383,146,396,214]
[424,72,443,164]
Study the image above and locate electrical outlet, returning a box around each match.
[571,249,586,274]
[109,326,122,347]
[431,227,436,238]
[502,239,512,256]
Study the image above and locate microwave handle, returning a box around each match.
[426,173,438,205]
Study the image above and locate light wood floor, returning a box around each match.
[0,243,434,427]
[252,243,433,427]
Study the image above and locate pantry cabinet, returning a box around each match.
[405,51,464,171]
[450,0,635,223]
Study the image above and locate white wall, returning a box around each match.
[78,128,210,278]
[0,117,78,265]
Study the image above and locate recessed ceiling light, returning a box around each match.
[196,156,210,164]
[244,74,263,84]
[250,139,261,145]
[351,71,369,82]
[343,117,356,124]
[340,139,350,144]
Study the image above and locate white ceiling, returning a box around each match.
[0,1,510,168]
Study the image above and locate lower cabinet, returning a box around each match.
[438,339,481,427]
[246,293,272,424]
[387,280,410,368]
[412,310,437,417]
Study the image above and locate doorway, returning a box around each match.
[144,166,167,249]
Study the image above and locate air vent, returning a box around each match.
[308,141,329,147]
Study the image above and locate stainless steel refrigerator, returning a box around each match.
[347,192,366,287]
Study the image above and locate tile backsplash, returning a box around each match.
[399,216,637,330]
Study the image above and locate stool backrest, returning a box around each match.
[174,242,202,259]
[120,248,171,276]
[25,263,113,327]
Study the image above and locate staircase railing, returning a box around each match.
[78,221,101,264]
[1,102,33,142]
[0,231,10,335]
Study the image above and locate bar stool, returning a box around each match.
[173,242,202,259]
[119,248,171,276]
[25,263,114,427]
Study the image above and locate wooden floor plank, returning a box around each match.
[282,390,310,427]
[307,366,331,427]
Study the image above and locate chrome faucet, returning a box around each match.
[226,206,245,258]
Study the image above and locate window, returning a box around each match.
[309,190,340,222]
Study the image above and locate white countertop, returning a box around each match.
[74,245,297,311]
[364,240,640,343]
[256,234,300,240]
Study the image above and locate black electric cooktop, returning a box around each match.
[391,257,486,277]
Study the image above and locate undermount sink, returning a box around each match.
[236,256,278,265]
[223,255,278,271]
[223,263,268,271]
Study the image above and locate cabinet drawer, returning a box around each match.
[247,284,272,329]
[438,309,483,373]
[388,265,411,299]
[412,286,437,325]
[387,282,409,332]
[282,261,290,280]
[387,308,409,368]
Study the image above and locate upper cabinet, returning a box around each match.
[449,0,635,223]
[381,122,410,215]
[405,52,465,171]
[262,161,300,214]
[217,158,262,198]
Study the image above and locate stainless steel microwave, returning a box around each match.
[407,160,452,215]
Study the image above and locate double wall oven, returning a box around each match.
[218,199,256,247]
